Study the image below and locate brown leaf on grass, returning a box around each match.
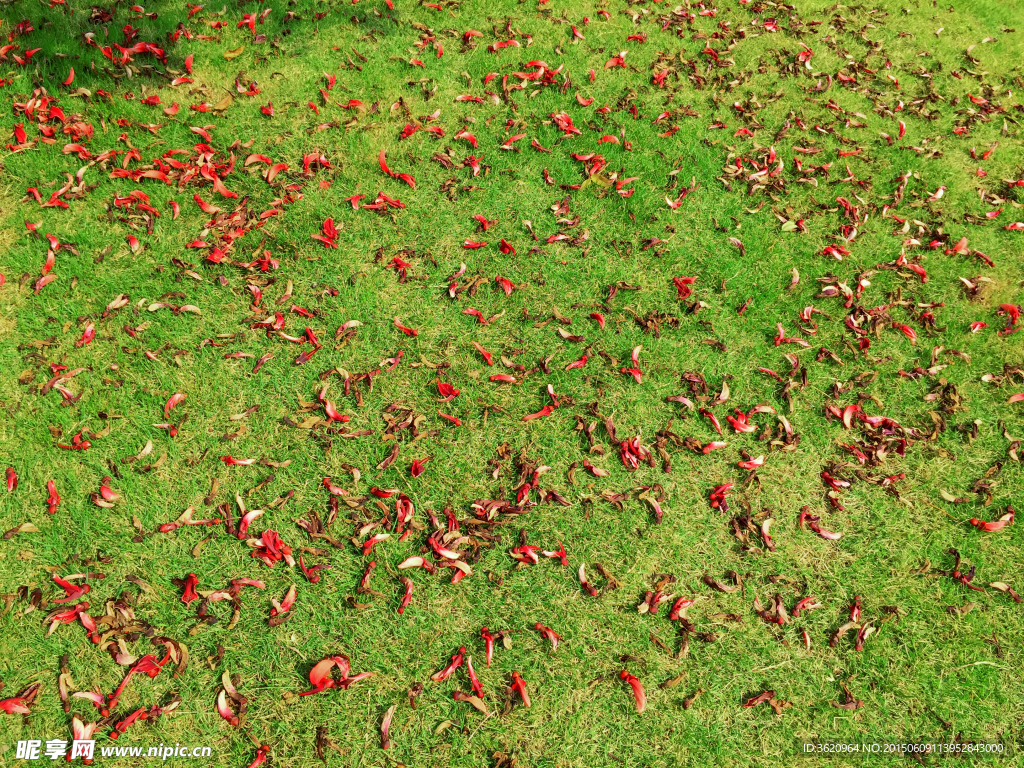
[192,534,214,558]
[946,603,979,616]
[3,523,39,539]
[830,621,860,647]
[453,690,488,713]
[831,681,863,710]
[58,654,73,713]
[768,697,792,715]
[682,689,704,709]
[743,690,776,708]
[224,47,245,60]
[649,632,672,655]
[315,726,341,762]
[434,720,456,736]
[703,573,739,593]
[408,682,424,709]
[204,478,220,506]
[377,442,399,470]
[592,562,620,591]
[660,671,687,690]
[380,704,397,749]
[171,642,189,678]
[990,582,1022,602]
[124,574,153,594]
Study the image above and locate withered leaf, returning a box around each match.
[660,672,687,690]
[453,690,488,714]
[377,442,400,470]
[3,523,39,539]
[682,689,705,709]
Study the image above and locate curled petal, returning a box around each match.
[380,704,397,750]
[216,689,239,726]
[620,670,646,713]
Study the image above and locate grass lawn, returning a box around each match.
[1,0,1023,764]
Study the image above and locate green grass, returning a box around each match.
[1,0,1023,765]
